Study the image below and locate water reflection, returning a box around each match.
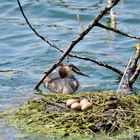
[32,0,104,11]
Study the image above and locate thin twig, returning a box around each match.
[0,70,15,72]
[17,0,139,76]
[110,108,140,114]
[128,45,140,87]
[117,56,132,94]
[69,54,123,75]
[16,0,62,52]
[17,0,140,41]
[16,0,133,77]
[35,0,121,89]
[97,22,140,40]
[41,98,72,112]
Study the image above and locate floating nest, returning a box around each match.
[1,91,140,139]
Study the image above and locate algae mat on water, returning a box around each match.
[1,92,140,139]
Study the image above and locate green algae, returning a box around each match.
[1,91,140,139]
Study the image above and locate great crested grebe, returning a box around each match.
[43,64,89,94]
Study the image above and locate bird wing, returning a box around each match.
[43,72,63,93]
[43,73,79,93]
[67,74,79,92]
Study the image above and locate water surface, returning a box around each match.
[0,0,140,139]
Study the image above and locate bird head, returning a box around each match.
[59,63,89,78]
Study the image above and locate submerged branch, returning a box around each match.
[0,70,15,72]
[117,44,140,94]
[107,0,116,28]
[129,44,140,86]
[129,65,140,86]
[35,0,121,89]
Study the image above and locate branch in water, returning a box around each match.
[107,0,116,28]
[96,22,140,40]
[35,0,121,89]
[117,44,140,94]
[129,65,140,86]
[69,54,123,76]
[17,0,122,76]
[129,44,140,86]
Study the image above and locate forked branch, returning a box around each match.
[17,0,123,76]
[17,0,140,92]
[35,0,121,89]
[117,44,140,94]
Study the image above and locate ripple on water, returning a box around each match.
[0,0,140,138]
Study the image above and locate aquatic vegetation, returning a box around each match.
[1,91,140,139]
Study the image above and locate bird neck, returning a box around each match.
[59,65,68,79]
[62,78,73,94]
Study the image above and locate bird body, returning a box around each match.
[43,72,79,94]
[43,64,89,94]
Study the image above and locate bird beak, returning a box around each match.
[72,68,90,77]
[71,65,90,77]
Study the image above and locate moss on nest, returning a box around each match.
[1,91,140,139]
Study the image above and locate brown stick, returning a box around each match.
[17,0,122,76]
[16,0,62,52]
[69,54,123,76]
[0,70,15,72]
[17,0,140,48]
[129,45,140,86]
[117,44,140,94]
[129,65,140,86]
[42,99,72,112]
[35,0,121,89]
[97,22,140,40]
[17,0,139,75]
[107,0,116,29]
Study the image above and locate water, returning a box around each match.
[0,0,140,139]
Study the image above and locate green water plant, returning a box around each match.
[1,91,140,139]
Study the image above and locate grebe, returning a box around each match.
[43,64,89,94]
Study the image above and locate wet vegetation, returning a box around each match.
[1,91,140,139]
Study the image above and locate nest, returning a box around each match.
[2,91,140,139]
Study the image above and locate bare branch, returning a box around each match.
[17,0,122,77]
[117,44,140,94]
[41,98,72,112]
[68,54,123,76]
[0,70,14,72]
[35,0,121,89]
[96,22,140,40]
[16,0,62,52]
[129,65,140,86]
[117,56,132,94]
[107,0,116,28]
[129,44,140,86]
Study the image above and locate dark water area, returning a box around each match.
[0,0,140,139]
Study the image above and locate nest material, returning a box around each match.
[2,91,140,138]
